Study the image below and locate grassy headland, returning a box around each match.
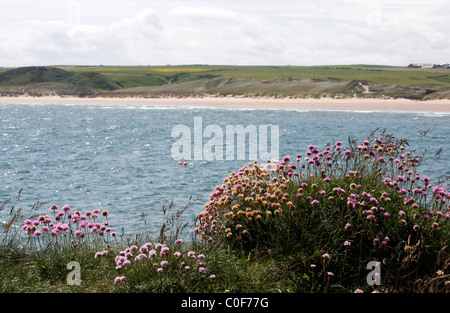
[1,65,450,100]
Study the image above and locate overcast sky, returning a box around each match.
[0,0,448,67]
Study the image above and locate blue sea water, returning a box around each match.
[1,102,449,237]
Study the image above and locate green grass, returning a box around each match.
[3,64,450,86]
[219,65,450,86]
[0,198,297,293]
[0,66,120,90]
[61,64,450,87]
[0,240,296,293]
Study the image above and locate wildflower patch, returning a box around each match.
[195,130,449,292]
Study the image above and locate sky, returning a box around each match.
[0,0,449,67]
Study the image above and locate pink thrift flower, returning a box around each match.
[148,250,157,258]
[114,276,127,283]
[135,254,147,261]
[122,260,131,266]
[322,253,331,260]
[160,246,170,256]
[197,254,206,260]
[187,251,196,258]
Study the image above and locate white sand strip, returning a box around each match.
[1,96,449,113]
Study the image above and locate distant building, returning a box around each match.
[407,63,449,69]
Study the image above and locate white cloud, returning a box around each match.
[0,0,448,66]
[0,8,166,66]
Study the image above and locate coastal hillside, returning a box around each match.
[0,65,449,100]
[0,66,121,97]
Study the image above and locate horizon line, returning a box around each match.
[0,63,412,69]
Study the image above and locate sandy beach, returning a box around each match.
[1,95,449,113]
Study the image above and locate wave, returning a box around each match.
[2,102,450,116]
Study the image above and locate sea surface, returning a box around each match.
[1,102,449,237]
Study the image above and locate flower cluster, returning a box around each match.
[194,133,449,277]
[111,239,215,283]
[21,204,116,246]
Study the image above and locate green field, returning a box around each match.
[1,64,450,99]
[57,64,450,87]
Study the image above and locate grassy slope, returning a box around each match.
[59,64,450,86]
[1,65,450,99]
